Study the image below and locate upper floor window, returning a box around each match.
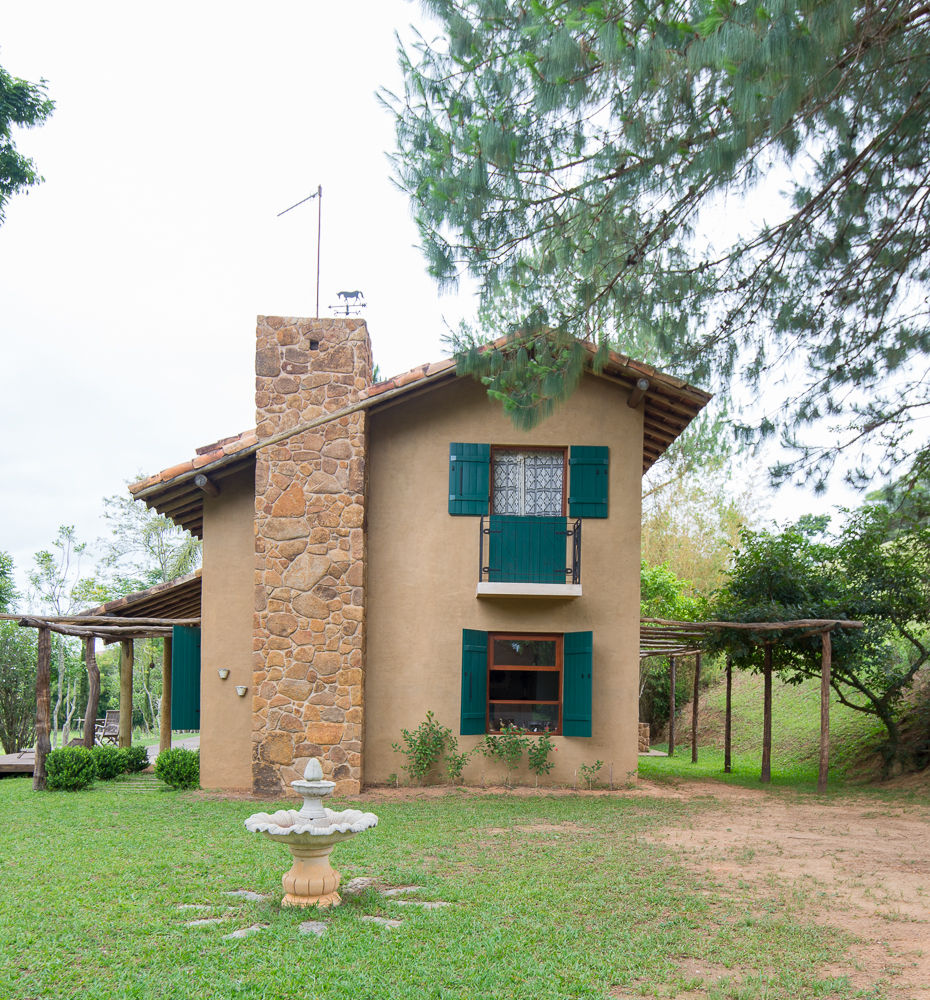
[491,449,565,516]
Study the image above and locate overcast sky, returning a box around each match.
[0,2,854,599]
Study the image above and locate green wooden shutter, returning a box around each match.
[449,443,490,515]
[171,625,201,731]
[568,446,609,518]
[562,631,593,737]
[460,629,488,735]
[487,515,567,583]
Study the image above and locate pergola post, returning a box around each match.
[691,652,701,764]
[668,656,676,757]
[761,643,773,784]
[159,635,172,755]
[82,637,100,749]
[33,627,51,791]
[724,655,733,774]
[119,639,134,748]
[818,629,832,793]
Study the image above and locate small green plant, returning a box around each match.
[45,747,97,791]
[387,772,398,787]
[445,733,471,782]
[92,745,127,781]
[123,744,150,774]
[154,748,200,789]
[579,759,604,790]
[480,724,528,781]
[526,732,556,785]
[392,710,451,783]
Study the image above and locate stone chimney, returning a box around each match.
[252,317,372,796]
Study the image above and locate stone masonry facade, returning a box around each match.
[252,316,372,797]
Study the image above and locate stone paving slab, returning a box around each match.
[224,923,267,940]
[394,900,451,909]
[299,920,327,937]
[225,890,271,901]
[360,916,403,928]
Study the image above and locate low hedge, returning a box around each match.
[123,744,150,773]
[154,748,199,789]
[45,747,97,791]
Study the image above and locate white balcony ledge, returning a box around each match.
[476,582,582,599]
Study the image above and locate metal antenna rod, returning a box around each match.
[277,184,322,318]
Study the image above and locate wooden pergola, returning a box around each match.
[639,617,864,791]
[0,571,202,790]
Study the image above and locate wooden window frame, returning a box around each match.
[486,631,563,735]
[490,446,568,517]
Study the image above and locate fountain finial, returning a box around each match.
[304,758,324,781]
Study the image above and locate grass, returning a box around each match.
[0,777,888,1000]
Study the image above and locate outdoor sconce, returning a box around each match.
[236,686,248,697]
[218,668,230,680]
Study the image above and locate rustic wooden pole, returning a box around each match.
[761,643,773,784]
[82,637,100,749]
[668,656,676,757]
[33,627,52,791]
[724,655,733,774]
[818,629,832,793]
[159,635,172,754]
[691,652,701,764]
[119,639,134,748]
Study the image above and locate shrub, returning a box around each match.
[578,759,604,789]
[392,710,451,783]
[480,724,528,780]
[45,747,97,791]
[92,745,127,781]
[527,732,556,783]
[154,748,200,789]
[123,744,150,773]
[445,733,471,782]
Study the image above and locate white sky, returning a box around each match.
[0,1,855,598]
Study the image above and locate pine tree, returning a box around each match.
[0,59,54,222]
[388,0,930,487]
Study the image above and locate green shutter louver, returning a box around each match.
[460,629,488,735]
[171,625,201,731]
[568,446,609,518]
[449,443,490,515]
[562,630,593,737]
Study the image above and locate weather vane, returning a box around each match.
[330,289,367,317]
[277,184,322,318]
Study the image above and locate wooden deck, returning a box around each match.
[0,750,34,775]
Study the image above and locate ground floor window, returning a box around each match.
[461,628,592,737]
[488,633,562,733]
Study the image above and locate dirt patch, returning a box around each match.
[645,782,930,999]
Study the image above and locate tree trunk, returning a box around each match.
[668,656,676,757]
[159,636,172,754]
[82,637,100,749]
[724,656,732,774]
[119,640,134,747]
[761,644,772,784]
[818,630,831,793]
[33,627,52,791]
[51,639,65,749]
[691,652,701,764]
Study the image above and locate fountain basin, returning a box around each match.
[245,760,378,908]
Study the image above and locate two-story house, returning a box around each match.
[129,316,709,795]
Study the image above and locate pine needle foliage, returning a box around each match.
[388,0,930,479]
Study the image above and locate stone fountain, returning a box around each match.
[245,758,378,908]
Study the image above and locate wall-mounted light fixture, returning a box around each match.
[218,668,230,680]
[236,686,248,697]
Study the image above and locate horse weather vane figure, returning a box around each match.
[277,185,322,317]
[331,289,367,317]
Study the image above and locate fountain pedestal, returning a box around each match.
[245,758,378,909]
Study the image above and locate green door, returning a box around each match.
[171,626,201,731]
[487,515,567,583]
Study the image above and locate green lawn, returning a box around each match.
[0,777,887,1000]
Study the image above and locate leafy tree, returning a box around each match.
[707,510,930,773]
[0,552,36,753]
[28,527,99,747]
[639,561,707,733]
[0,59,54,223]
[389,0,930,484]
[99,492,201,592]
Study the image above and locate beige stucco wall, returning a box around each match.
[200,466,255,791]
[365,373,643,786]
